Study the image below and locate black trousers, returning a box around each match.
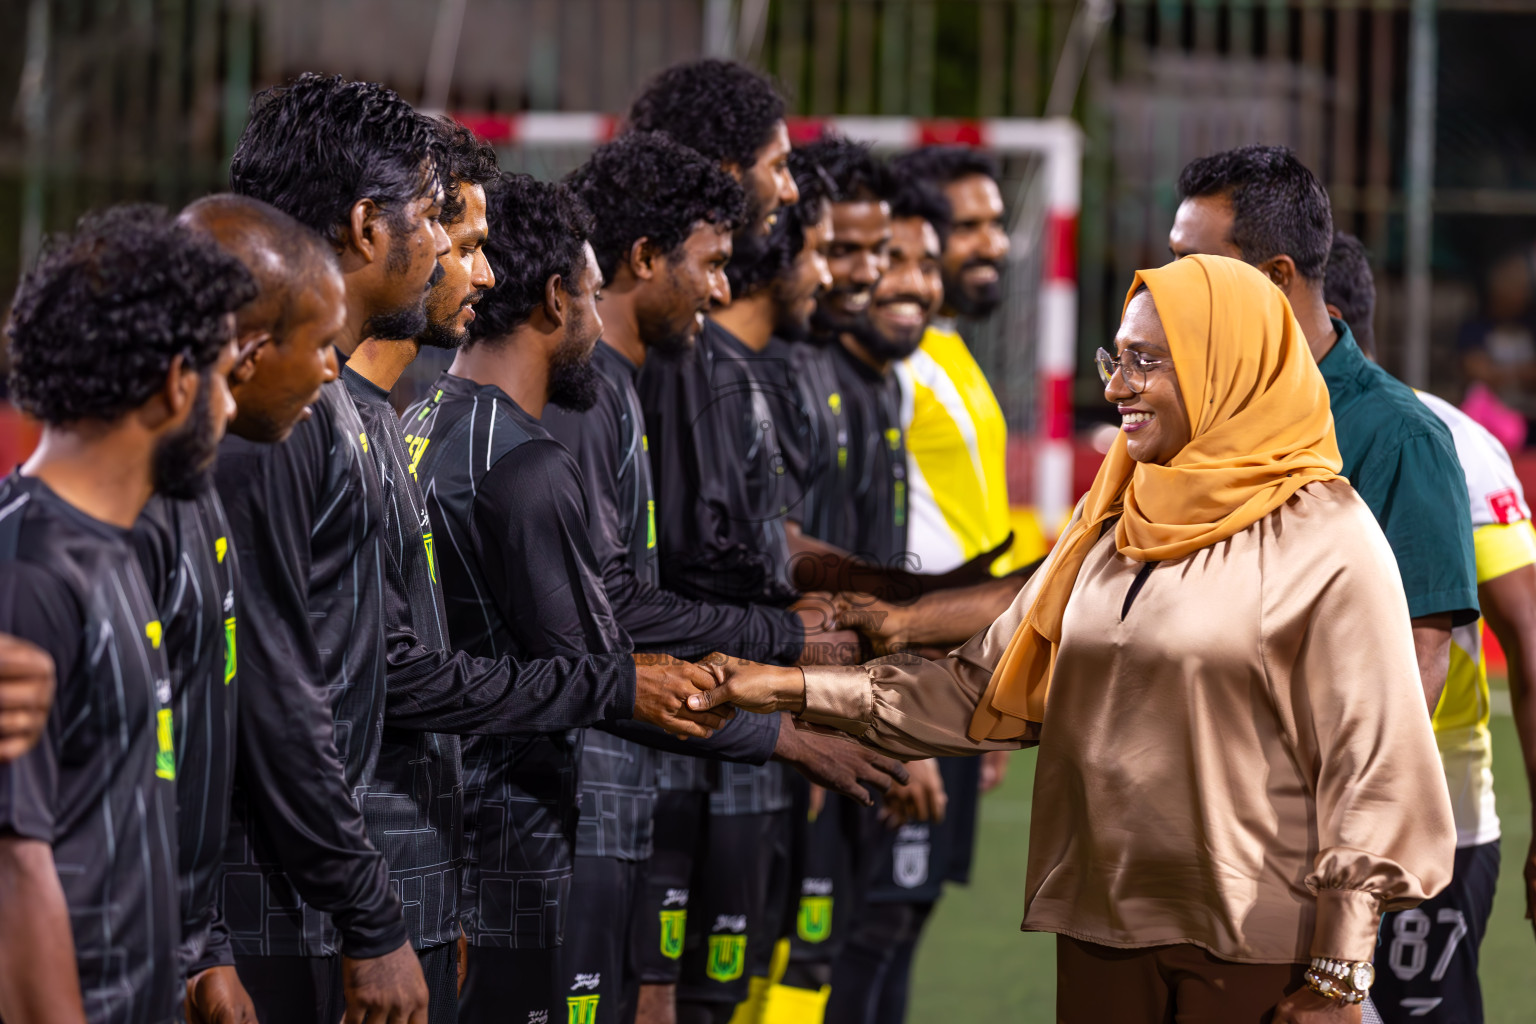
[237,944,459,1024]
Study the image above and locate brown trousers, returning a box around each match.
[1055,936,1308,1024]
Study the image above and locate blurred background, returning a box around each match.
[1,1,1535,1017]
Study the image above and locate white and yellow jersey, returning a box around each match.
[896,324,1015,576]
[1418,390,1536,847]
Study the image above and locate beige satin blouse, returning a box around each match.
[803,479,1454,963]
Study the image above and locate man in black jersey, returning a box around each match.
[224,87,726,1024]
[0,633,54,763]
[136,193,348,1024]
[0,205,252,1024]
[550,131,908,1024]
[627,59,799,241]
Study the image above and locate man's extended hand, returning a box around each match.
[1271,987,1362,1024]
[833,593,910,655]
[979,750,1011,793]
[633,653,733,738]
[881,758,946,826]
[341,941,429,1024]
[694,656,806,715]
[0,632,55,763]
[772,714,907,805]
[185,965,258,1024]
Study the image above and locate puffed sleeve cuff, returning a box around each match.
[1310,888,1383,961]
[800,665,873,736]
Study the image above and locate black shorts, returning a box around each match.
[562,855,647,1023]
[677,808,794,1005]
[783,785,860,979]
[235,954,343,1024]
[1372,839,1499,1024]
[459,945,562,1024]
[633,788,709,984]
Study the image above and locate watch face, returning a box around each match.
[1351,963,1375,991]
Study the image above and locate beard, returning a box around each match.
[421,290,481,350]
[547,308,600,412]
[943,258,1005,318]
[152,380,219,500]
[848,314,925,364]
[365,261,443,341]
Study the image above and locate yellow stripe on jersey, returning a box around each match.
[1472,519,1536,583]
[903,326,1014,574]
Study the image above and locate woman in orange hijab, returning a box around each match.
[698,255,1454,1022]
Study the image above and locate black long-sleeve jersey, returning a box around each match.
[638,321,797,815]
[214,377,405,959]
[344,368,462,951]
[544,343,790,795]
[405,373,643,945]
[826,342,909,566]
[0,475,181,1024]
[638,320,798,609]
[760,337,849,542]
[132,490,239,976]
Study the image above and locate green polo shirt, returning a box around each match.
[1319,319,1479,625]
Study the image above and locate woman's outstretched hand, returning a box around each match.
[692,655,807,715]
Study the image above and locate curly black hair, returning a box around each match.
[429,115,501,226]
[468,172,596,342]
[1324,231,1376,359]
[7,204,257,426]
[1177,145,1334,283]
[626,59,787,171]
[567,131,746,284]
[726,146,832,299]
[889,145,999,189]
[887,165,951,235]
[794,134,891,203]
[229,73,443,248]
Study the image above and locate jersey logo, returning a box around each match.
[404,433,431,480]
[706,934,746,981]
[570,973,600,991]
[827,392,843,415]
[358,431,369,453]
[796,896,833,944]
[893,825,930,889]
[566,995,599,1024]
[144,620,163,650]
[885,427,901,451]
[215,536,228,564]
[894,480,907,527]
[422,532,438,584]
[642,433,649,452]
[1488,487,1523,525]
[526,1013,549,1024]
[155,708,176,780]
[659,909,686,959]
[646,500,657,550]
[838,446,848,470]
[224,616,237,685]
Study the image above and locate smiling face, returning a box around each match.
[641,221,733,355]
[815,199,892,336]
[940,174,1008,316]
[860,216,943,361]
[738,122,798,236]
[423,182,493,349]
[772,203,834,340]
[1105,290,1191,465]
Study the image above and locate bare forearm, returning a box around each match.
[1410,616,1453,717]
[895,577,1024,646]
[0,837,85,1024]
[1481,573,1536,819]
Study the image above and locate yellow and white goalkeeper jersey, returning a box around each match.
[1418,390,1536,847]
[896,323,1015,576]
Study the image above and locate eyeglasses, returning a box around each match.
[1095,347,1164,395]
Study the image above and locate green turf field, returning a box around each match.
[910,707,1536,1020]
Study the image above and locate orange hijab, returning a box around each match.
[968,254,1343,741]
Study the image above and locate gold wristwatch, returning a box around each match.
[1305,957,1374,1005]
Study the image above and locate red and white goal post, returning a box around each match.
[453,112,1083,535]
